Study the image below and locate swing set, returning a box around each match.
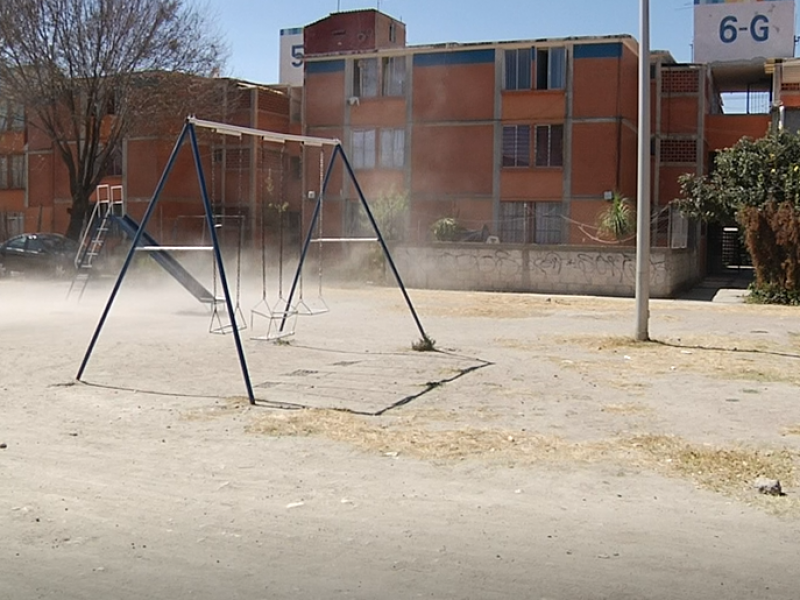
[77,117,432,404]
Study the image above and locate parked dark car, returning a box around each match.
[0,233,79,277]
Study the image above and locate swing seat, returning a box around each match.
[294,297,329,316]
[209,304,247,335]
[250,298,298,321]
[250,298,298,341]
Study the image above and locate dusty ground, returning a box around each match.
[2,269,800,599]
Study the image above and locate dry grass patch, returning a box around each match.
[182,396,252,421]
[622,435,797,499]
[547,334,800,386]
[247,410,799,512]
[247,408,599,463]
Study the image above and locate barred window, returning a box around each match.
[535,124,563,167]
[500,201,563,244]
[534,202,563,244]
[502,125,531,167]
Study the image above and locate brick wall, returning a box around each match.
[661,69,699,94]
[660,139,697,164]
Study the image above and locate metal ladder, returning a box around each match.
[68,185,124,300]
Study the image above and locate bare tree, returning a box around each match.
[0,0,226,239]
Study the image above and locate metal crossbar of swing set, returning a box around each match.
[311,237,378,243]
[134,246,214,251]
[187,116,341,147]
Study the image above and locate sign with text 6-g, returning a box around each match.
[280,27,304,87]
[693,0,795,63]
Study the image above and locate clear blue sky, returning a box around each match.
[203,0,798,84]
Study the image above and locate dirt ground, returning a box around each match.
[2,269,800,599]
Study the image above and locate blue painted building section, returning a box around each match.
[413,48,495,68]
[574,42,623,60]
[306,60,346,74]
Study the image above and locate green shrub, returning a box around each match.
[431,217,464,242]
[746,282,800,306]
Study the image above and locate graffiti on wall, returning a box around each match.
[394,245,686,294]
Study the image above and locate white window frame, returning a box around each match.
[502,125,531,168]
[499,201,563,244]
[354,58,379,98]
[536,47,566,90]
[379,128,405,169]
[352,129,376,169]
[381,56,406,96]
[504,48,532,91]
[534,124,564,168]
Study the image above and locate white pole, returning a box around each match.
[635,0,651,341]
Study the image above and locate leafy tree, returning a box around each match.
[673,130,800,301]
[0,0,226,239]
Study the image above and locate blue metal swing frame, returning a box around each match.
[279,143,429,344]
[76,118,255,403]
[77,117,432,406]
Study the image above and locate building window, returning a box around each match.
[353,129,404,169]
[354,57,406,98]
[499,201,563,244]
[533,202,563,244]
[504,48,532,91]
[1,211,24,240]
[536,47,566,90]
[352,129,376,169]
[379,128,405,169]
[103,145,123,177]
[0,155,25,189]
[389,21,397,43]
[0,100,25,131]
[534,124,563,167]
[502,125,531,167]
[382,56,405,96]
[354,58,379,97]
[500,201,527,243]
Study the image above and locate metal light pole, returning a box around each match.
[635,0,651,341]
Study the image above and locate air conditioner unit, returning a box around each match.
[347,96,360,106]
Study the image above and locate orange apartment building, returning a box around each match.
[0,78,302,245]
[3,7,797,290]
[301,9,778,278]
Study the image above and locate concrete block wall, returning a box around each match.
[391,243,701,298]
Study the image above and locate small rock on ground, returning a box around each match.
[753,477,783,496]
